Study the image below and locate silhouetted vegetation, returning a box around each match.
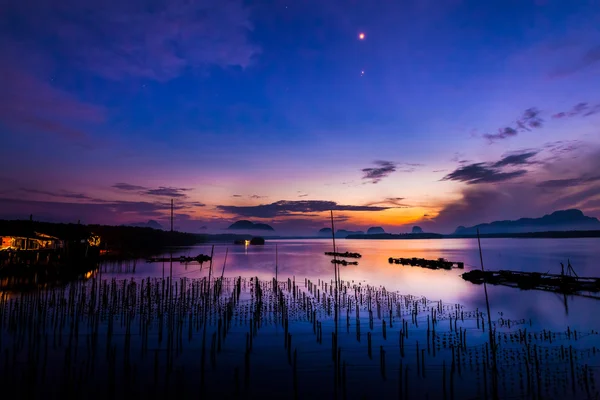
[0,220,266,258]
[0,219,201,250]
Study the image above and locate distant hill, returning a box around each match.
[228,220,275,231]
[367,227,385,234]
[454,209,600,235]
[318,228,332,237]
[317,228,364,238]
[336,229,364,238]
[412,226,424,234]
[127,220,163,230]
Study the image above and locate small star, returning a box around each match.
[361,70,365,76]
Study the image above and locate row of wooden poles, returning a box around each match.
[0,271,599,399]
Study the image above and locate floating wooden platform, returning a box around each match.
[461,269,600,294]
[331,259,358,266]
[388,257,464,270]
[324,251,362,258]
[146,254,212,263]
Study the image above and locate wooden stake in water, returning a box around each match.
[200,245,215,390]
[208,245,215,287]
[477,229,498,400]
[330,210,338,288]
[220,248,228,281]
[330,209,341,398]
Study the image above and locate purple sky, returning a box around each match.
[0,0,599,235]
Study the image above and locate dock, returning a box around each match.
[462,269,600,294]
[388,257,464,270]
[324,251,361,258]
[146,254,212,263]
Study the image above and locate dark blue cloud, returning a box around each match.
[217,200,389,218]
[361,161,397,184]
[483,108,543,142]
[443,150,538,185]
[112,183,191,198]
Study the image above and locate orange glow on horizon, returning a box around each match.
[147,193,448,232]
[343,208,436,228]
[209,207,439,232]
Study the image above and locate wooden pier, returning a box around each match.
[389,257,464,270]
[146,254,212,263]
[462,269,600,294]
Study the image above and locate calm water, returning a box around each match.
[2,238,599,399]
[103,238,600,331]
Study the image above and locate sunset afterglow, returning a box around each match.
[0,1,599,235]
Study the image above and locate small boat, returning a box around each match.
[331,259,358,266]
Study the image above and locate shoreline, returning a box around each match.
[344,230,600,240]
[262,231,600,240]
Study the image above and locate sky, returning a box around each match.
[0,0,599,235]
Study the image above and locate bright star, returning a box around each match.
[358,33,365,40]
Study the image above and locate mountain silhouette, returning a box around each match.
[335,229,364,238]
[318,228,332,237]
[367,227,385,234]
[454,209,600,235]
[412,226,424,234]
[317,228,364,238]
[228,220,275,231]
[127,220,164,230]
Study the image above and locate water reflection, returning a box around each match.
[1,238,599,399]
[1,271,598,399]
[0,265,99,292]
[97,238,600,331]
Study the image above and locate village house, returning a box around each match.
[0,232,63,251]
[88,233,101,247]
